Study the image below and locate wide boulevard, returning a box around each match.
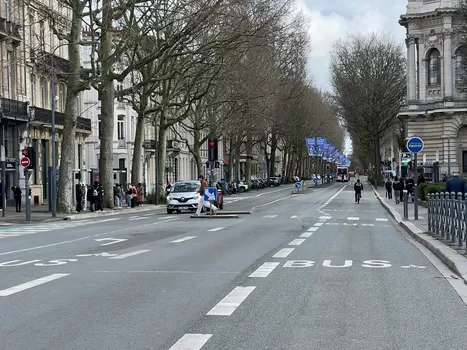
[1,182,467,350]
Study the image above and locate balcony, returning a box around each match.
[0,17,21,43]
[30,106,92,132]
[35,51,71,74]
[0,98,28,120]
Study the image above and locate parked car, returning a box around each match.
[268,177,280,186]
[238,181,249,193]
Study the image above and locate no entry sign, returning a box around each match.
[20,157,30,167]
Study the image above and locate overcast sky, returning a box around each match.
[296,0,408,91]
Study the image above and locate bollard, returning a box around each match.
[403,190,409,220]
[428,194,432,232]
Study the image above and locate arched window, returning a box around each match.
[428,49,441,85]
[455,46,467,85]
[40,77,47,108]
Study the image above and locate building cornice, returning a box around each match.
[400,8,458,27]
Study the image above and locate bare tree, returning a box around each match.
[330,33,406,185]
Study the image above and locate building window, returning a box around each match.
[40,77,47,108]
[30,74,36,105]
[428,49,441,86]
[98,114,102,139]
[39,20,45,51]
[29,15,35,51]
[59,83,65,112]
[6,51,12,99]
[117,115,124,140]
[455,46,467,85]
[116,84,123,102]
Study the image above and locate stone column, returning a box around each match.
[406,36,417,101]
[418,39,427,102]
[443,29,453,99]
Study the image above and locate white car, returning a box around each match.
[166,181,200,214]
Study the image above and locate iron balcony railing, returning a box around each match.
[427,192,467,252]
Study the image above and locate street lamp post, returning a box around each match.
[441,135,451,176]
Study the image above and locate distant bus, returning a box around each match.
[336,166,350,182]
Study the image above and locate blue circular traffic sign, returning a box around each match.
[407,137,424,153]
[313,177,318,183]
[295,182,302,189]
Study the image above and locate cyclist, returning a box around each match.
[354,179,363,202]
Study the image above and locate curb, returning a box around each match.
[371,184,467,283]
[190,215,240,219]
[62,205,166,220]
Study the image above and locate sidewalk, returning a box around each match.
[371,184,467,282]
[0,204,166,225]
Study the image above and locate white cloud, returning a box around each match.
[294,0,407,91]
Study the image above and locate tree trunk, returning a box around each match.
[193,129,202,176]
[234,136,241,182]
[131,112,144,185]
[245,135,252,184]
[374,139,381,186]
[157,121,167,203]
[99,0,115,208]
[228,138,234,183]
[57,11,82,213]
[269,133,277,177]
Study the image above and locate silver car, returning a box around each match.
[166,181,200,214]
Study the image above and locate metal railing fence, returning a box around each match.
[427,192,467,251]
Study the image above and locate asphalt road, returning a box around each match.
[1,181,467,350]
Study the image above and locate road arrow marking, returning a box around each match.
[95,238,128,246]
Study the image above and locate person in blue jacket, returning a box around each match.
[444,171,467,198]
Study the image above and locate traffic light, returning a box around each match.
[208,138,218,162]
[21,147,36,169]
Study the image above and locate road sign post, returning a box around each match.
[20,157,30,168]
[204,187,217,218]
[24,169,31,223]
[407,137,424,220]
[1,145,5,217]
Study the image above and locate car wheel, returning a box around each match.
[167,209,173,214]
[239,187,245,193]
[176,210,181,213]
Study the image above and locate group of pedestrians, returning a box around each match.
[122,183,145,208]
[83,182,145,212]
[385,176,424,204]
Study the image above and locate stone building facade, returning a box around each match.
[398,0,467,175]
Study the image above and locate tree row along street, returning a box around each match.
[1,184,467,349]
[26,0,344,213]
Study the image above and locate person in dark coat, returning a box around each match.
[87,185,95,212]
[12,185,22,212]
[385,179,392,199]
[444,171,467,199]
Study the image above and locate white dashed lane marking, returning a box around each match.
[300,232,313,238]
[207,227,225,232]
[290,215,298,219]
[169,334,213,350]
[0,273,69,297]
[207,286,256,316]
[249,262,280,277]
[319,216,332,220]
[273,248,295,258]
[314,223,323,227]
[347,217,359,221]
[289,239,305,246]
[170,236,197,243]
[263,215,277,218]
[108,249,151,259]
[308,227,319,232]
[375,218,388,222]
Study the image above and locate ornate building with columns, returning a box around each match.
[398,0,467,175]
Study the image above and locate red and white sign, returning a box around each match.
[20,157,30,167]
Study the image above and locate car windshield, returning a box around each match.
[172,183,199,193]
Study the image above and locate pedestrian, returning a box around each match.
[93,181,101,211]
[76,183,83,212]
[12,185,22,212]
[444,171,467,199]
[87,185,95,211]
[97,183,105,211]
[131,184,137,207]
[114,184,123,208]
[393,177,402,204]
[136,183,144,206]
[385,178,392,199]
[126,185,133,208]
[196,175,217,216]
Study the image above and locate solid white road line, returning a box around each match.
[169,334,213,350]
[289,239,305,246]
[319,216,332,220]
[170,236,197,243]
[300,232,313,238]
[207,227,225,232]
[0,273,69,297]
[108,249,151,259]
[273,248,295,258]
[347,217,360,221]
[249,262,280,277]
[307,227,319,232]
[262,215,277,218]
[317,185,347,210]
[375,218,388,222]
[207,286,256,316]
[314,222,323,227]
